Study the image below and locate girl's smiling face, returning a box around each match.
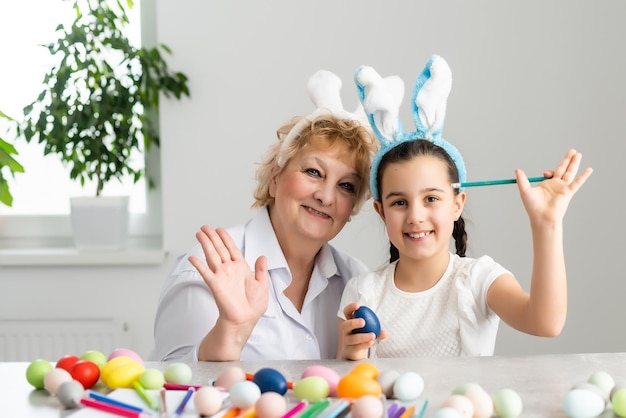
[374,155,466,262]
[269,136,362,247]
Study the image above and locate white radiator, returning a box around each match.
[0,318,131,362]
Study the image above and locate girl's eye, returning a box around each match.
[391,200,407,207]
[426,196,439,203]
[339,182,356,193]
[304,168,321,177]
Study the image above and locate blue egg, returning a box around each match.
[252,367,288,395]
[351,306,381,338]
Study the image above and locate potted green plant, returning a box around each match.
[0,112,25,207]
[14,0,190,249]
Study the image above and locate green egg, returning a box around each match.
[613,388,626,417]
[139,368,166,389]
[293,376,329,402]
[164,363,192,384]
[26,359,53,389]
[493,388,523,418]
[588,371,615,399]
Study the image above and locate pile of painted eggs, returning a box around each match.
[29,350,626,418]
[563,370,626,418]
[432,384,522,418]
[25,347,193,409]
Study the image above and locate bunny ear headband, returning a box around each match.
[355,54,467,200]
[277,70,369,167]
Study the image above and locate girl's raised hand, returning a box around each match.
[516,149,593,225]
[189,226,269,327]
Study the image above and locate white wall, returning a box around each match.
[3,1,624,359]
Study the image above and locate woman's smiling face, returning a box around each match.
[269,136,362,246]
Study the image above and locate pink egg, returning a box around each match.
[464,387,494,418]
[194,386,224,416]
[108,348,143,365]
[351,395,384,418]
[215,366,246,390]
[255,391,287,418]
[301,365,341,396]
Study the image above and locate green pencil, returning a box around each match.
[132,380,159,411]
[452,176,548,189]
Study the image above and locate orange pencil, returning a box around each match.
[222,407,242,418]
[245,372,295,390]
[399,405,415,418]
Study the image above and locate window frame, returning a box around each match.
[0,0,165,265]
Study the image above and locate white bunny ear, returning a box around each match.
[277,70,371,167]
[354,66,405,145]
[306,70,344,112]
[412,55,452,139]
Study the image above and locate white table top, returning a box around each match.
[4,352,625,417]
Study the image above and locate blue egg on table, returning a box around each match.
[351,306,381,338]
[252,367,288,395]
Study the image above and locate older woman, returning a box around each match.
[151,72,377,361]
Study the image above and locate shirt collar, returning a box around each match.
[242,207,339,280]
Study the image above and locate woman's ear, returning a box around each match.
[373,200,385,220]
[269,176,278,198]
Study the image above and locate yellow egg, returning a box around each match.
[100,356,135,384]
[100,356,144,389]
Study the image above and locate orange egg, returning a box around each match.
[336,373,382,399]
[350,363,379,379]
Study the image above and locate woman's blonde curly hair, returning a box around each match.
[253,113,377,215]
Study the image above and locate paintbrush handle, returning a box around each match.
[455,176,547,188]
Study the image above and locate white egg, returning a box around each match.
[57,380,85,408]
[44,368,73,395]
[377,370,400,398]
[433,407,463,418]
[230,380,261,408]
[563,388,606,418]
[393,372,424,401]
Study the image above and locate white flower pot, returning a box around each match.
[69,196,130,250]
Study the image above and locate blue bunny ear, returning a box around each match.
[412,55,452,140]
[412,55,467,188]
[354,65,405,147]
[360,55,468,200]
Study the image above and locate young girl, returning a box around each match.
[337,56,593,359]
